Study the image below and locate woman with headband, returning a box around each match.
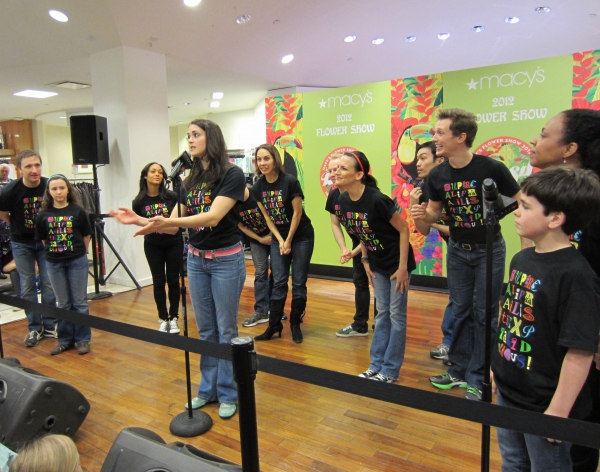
[35,174,93,355]
[252,144,314,344]
[336,151,415,382]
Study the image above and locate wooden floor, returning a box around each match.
[0,259,502,471]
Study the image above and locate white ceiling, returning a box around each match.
[2,0,600,128]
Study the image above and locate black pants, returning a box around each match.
[571,364,600,472]
[351,248,371,331]
[144,239,180,320]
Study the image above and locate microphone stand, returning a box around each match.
[167,170,212,437]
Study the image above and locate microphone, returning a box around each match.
[166,151,193,183]
[482,178,518,220]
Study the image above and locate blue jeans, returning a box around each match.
[187,244,245,404]
[270,237,314,325]
[497,390,573,471]
[11,240,57,333]
[47,254,91,344]
[369,272,410,379]
[446,238,506,389]
[441,298,454,347]
[249,241,270,315]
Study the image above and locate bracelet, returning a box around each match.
[361,256,369,263]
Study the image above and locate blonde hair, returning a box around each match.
[11,435,81,472]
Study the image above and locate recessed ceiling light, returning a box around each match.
[212,92,224,99]
[535,6,551,13]
[236,14,251,24]
[59,116,66,119]
[505,17,520,24]
[438,32,451,40]
[472,25,485,32]
[372,38,384,45]
[281,54,294,64]
[183,0,201,6]
[209,101,220,108]
[13,90,58,99]
[405,36,417,43]
[49,10,68,22]
[344,35,356,43]
[184,102,192,105]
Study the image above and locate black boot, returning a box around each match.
[255,300,285,341]
[255,323,283,341]
[291,325,303,343]
[289,299,306,344]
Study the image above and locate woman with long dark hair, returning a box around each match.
[252,144,314,344]
[336,151,415,383]
[114,119,246,420]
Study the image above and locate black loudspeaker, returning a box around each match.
[101,427,243,472]
[70,115,110,165]
[0,358,90,451]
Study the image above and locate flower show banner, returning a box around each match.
[444,55,572,269]
[302,81,391,267]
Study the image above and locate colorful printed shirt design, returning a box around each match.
[45,215,76,253]
[343,211,384,252]
[239,206,268,236]
[142,202,171,219]
[260,189,289,226]
[186,183,212,232]
[23,196,43,229]
[443,180,483,229]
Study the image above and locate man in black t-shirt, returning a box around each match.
[411,109,522,401]
[0,151,56,347]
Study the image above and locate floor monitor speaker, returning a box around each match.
[70,115,109,165]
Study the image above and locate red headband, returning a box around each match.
[346,152,365,175]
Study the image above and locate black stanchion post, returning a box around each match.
[231,336,260,472]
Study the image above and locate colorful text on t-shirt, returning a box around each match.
[143,202,171,219]
[261,189,289,225]
[497,269,541,370]
[342,212,383,251]
[333,204,345,223]
[444,180,483,229]
[23,196,43,229]
[45,215,75,253]
[186,183,211,231]
[240,206,268,235]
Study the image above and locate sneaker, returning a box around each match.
[465,386,483,401]
[43,326,58,339]
[169,318,180,334]
[158,320,168,332]
[358,369,379,379]
[372,373,395,383]
[219,403,237,419]
[281,312,288,321]
[242,312,269,327]
[336,324,369,337]
[442,358,452,366]
[24,330,42,347]
[184,396,207,410]
[75,341,90,355]
[50,343,73,355]
[430,343,449,360]
[429,372,467,390]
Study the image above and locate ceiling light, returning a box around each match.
[59,116,66,119]
[183,0,201,6]
[472,26,485,32]
[344,35,356,43]
[13,90,58,99]
[281,54,294,64]
[535,6,551,13]
[405,36,417,43]
[177,121,184,124]
[184,102,192,105]
[212,92,224,99]
[49,10,68,22]
[49,81,90,90]
[372,38,384,45]
[505,17,520,24]
[438,32,451,40]
[209,101,220,108]
[236,14,251,24]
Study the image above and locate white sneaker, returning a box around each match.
[169,318,180,334]
[158,320,168,332]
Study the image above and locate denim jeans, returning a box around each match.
[441,298,454,347]
[46,254,91,344]
[144,239,180,320]
[352,246,371,331]
[497,390,573,471]
[446,238,505,389]
[187,244,245,404]
[249,241,270,315]
[369,272,410,379]
[11,240,57,333]
[270,237,314,325]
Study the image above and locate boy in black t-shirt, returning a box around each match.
[492,167,600,471]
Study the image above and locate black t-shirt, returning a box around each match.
[420,180,449,243]
[338,186,416,276]
[239,191,270,239]
[252,173,314,241]
[427,154,520,244]
[35,203,93,262]
[132,193,180,246]
[325,188,359,248]
[182,166,245,250]
[492,247,600,415]
[578,213,600,277]
[0,177,48,242]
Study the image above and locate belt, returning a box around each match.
[188,243,242,259]
[454,233,502,251]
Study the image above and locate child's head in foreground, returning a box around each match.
[10,434,82,472]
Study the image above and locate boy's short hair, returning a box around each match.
[520,166,600,235]
[16,150,42,169]
[437,108,478,148]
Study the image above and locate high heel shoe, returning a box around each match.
[291,325,303,344]
[255,323,283,341]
